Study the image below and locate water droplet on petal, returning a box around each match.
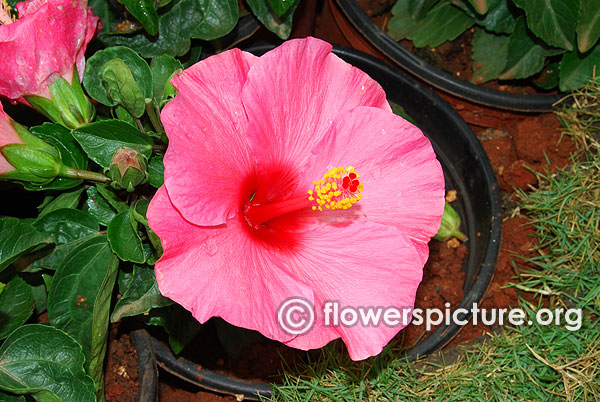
[203,237,218,256]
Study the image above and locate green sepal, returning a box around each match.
[433,201,467,242]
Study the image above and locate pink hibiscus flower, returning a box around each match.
[0,0,99,102]
[147,37,445,361]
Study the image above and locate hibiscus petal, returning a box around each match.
[162,49,258,226]
[242,37,390,177]
[303,106,445,264]
[148,186,314,342]
[283,220,423,361]
[0,0,98,100]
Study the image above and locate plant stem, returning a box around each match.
[146,101,164,134]
[60,166,111,183]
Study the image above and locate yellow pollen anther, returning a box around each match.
[0,0,15,25]
[306,166,363,212]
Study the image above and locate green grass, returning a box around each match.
[266,81,600,402]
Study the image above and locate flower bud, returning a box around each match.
[0,121,62,184]
[108,146,148,192]
[433,201,467,242]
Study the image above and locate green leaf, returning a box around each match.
[111,265,173,322]
[26,123,88,191]
[107,210,145,263]
[559,43,600,91]
[145,305,201,354]
[84,46,153,108]
[407,0,437,20]
[96,184,128,213]
[73,119,153,168]
[0,277,35,340]
[89,0,118,34]
[532,61,560,89]
[150,55,182,106]
[101,58,147,118]
[0,391,25,401]
[85,186,117,225]
[32,235,97,272]
[33,209,99,246]
[0,324,95,402]
[499,17,565,80]
[47,235,118,397]
[267,0,297,17]
[512,0,579,51]
[122,0,159,35]
[471,28,510,84]
[475,0,517,34]
[466,0,488,14]
[391,1,475,47]
[389,0,420,40]
[247,0,298,39]
[0,218,53,274]
[576,0,600,53]
[148,156,164,188]
[37,187,84,218]
[101,0,238,58]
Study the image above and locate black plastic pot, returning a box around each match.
[333,0,565,112]
[147,44,502,400]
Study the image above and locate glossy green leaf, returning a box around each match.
[47,235,118,397]
[101,58,147,118]
[267,0,297,17]
[577,0,600,53]
[32,235,97,272]
[559,43,600,91]
[471,28,510,84]
[37,187,84,219]
[33,209,99,246]
[89,0,118,34]
[107,210,145,263]
[84,46,153,107]
[144,305,202,354]
[500,17,565,80]
[0,391,25,401]
[73,120,153,168]
[532,62,560,89]
[391,0,474,47]
[148,156,164,188]
[122,0,159,35]
[0,324,95,402]
[475,0,517,34]
[85,186,117,225]
[407,0,437,20]
[96,184,128,213]
[0,218,53,273]
[151,55,182,106]
[512,0,579,51]
[101,0,238,57]
[466,0,488,14]
[247,0,298,39]
[389,0,420,40]
[0,277,34,340]
[111,265,172,322]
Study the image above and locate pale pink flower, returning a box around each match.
[148,37,445,360]
[0,0,99,102]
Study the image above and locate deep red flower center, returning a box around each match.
[241,166,363,229]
